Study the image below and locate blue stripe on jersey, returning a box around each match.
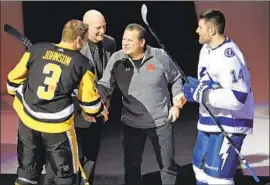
[211,37,232,50]
[232,90,248,104]
[196,180,208,185]
[199,67,207,78]
[199,114,253,128]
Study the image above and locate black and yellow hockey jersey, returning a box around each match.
[7,42,103,133]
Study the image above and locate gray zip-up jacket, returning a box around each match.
[97,45,183,128]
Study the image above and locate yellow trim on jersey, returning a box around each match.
[78,70,102,114]
[66,127,79,173]
[7,89,16,96]
[13,96,74,133]
[80,102,102,115]
[54,43,75,51]
[8,52,30,85]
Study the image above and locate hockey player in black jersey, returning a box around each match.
[7,19,108,185]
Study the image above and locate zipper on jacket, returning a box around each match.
[128,58,140,73]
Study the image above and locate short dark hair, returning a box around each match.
[124,23,147,40]
[199,9,225,34]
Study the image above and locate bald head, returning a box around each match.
[83,10,105,25]
[82,10,106,43]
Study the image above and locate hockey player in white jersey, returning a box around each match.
[182,9,254,185]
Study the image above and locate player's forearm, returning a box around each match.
[7,53,30,95]
[207,88,247,110]
[97,56,115,102]
[96,83,112,103]
[171,76,183,96]
[7,72,27,96]
[80,98,104,116]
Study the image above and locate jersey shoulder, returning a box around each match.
[217,38,246,70]
[218,38,242,59]
[71,52,94,71]
[66,50,95,76]
[27,42,54,54]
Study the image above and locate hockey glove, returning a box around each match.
[183,76,221,104]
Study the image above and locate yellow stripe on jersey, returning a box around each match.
[7,89,16,96]
[13,96,74,133]
[78,70,102,115]
[54,43,76,51]
[8,52,30,85]
[66,127,79,173]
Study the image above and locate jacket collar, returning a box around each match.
[122,45,153,61]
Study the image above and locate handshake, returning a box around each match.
[81,104,109,123]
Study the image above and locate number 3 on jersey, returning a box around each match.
[37,63,62,100]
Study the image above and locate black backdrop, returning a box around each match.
[22,1,201,122]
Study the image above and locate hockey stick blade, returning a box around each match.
[141,4,165,50]
[141,4,149,25]
[4,24,32,48]
[4,24,23,41]
[140,4,188,82]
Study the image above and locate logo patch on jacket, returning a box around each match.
[146,64,155,72]
[224,48,235,57]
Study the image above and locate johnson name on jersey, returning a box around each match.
[7,42,103,133]
[197,37,254,134]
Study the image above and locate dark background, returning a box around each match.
[22,1,202,122]
[22,1,200,76]
[1,2,269,184]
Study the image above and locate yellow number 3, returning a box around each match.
[37,63,62,100]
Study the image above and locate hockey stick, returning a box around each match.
[140,7,188,83]
[79,163,90,185]
[4,24,32,48]
[141,4,260,183]
[3,23,91,185]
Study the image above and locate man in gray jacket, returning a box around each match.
[97,23,186,185]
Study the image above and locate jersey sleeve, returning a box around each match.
[97,52,117,102]
[77,70,104,116]
[207,48,250,110]
[160,49,183,99]
[7,51,31,96]
[197,45,210,81]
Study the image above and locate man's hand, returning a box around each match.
[173,94,187,109]
[81,111,96,122]
[183,76,208,104]
[97,105,109,121]
[167,106,180,122]
[183,76,221,104]
[81,105,109,123]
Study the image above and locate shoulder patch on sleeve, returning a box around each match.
[224,48,235,57]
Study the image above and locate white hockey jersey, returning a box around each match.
[197,37,254,134]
